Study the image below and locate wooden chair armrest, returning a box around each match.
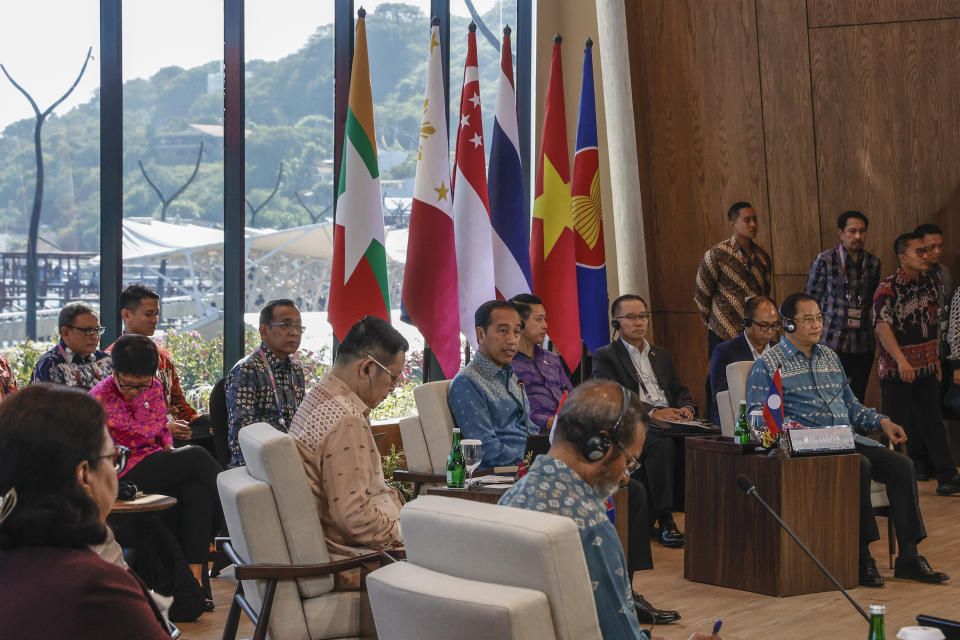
[218,539,395,581]
[391,470,444,484]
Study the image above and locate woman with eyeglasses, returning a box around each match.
[89,334,221,599]
[0,384,170,639]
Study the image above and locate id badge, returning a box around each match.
[847,307,861,329]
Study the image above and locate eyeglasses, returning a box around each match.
[753,321,781,331]
[268,321,307,334]
[67,325,106,336]
[795,314,824,326]
[615,313,651,322]
[0,487,17,525]
[912,247,928,257]
[115,375,154,393]
[363,352,402,386]
[615,441,641,475]
[100,445,130,474]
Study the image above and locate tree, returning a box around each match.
[1,47,93,339]
[294,190,332,224]
[246,162,284,227]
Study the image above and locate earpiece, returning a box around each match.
[583,385,631,462]
[611,319,621,332]
[782,318,796,333]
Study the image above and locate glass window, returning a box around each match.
[0,3,101,381]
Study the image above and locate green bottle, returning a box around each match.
[867,604,885,640]
[446,428,465,488]
[735,400,750,445]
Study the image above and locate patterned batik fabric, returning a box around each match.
[288,372,402,553]
[949,288,960,362]
[447,352,538,468]
[873,268,940,382]
[90,376,171,476]
[499,456,648,640]
[695,235,773,341]
[930,263,954,359]
[225,343,305,467]
[805,246,882,353]
[510,344,573,431]
[31,339,113,390]
[747,336,885,434]
[0,354,18,399]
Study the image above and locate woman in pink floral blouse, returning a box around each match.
[89,334,220,594]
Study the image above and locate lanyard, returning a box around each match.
[837,245,864,307]
[58,343,102,386]
[258,348,298,427]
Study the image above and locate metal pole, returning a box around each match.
[100,0,123,344]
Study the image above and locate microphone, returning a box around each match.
[735,474,869,623]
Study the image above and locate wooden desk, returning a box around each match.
[111,493,177,514]
[684,437,858,597]
[424,482,630,553]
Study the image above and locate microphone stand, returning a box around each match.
[738,476,870,623]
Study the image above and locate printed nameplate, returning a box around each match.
[785,425,855,456]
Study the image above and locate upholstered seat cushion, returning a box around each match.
[302,591,361,640]
[239,423,334,597]
[368,562,556,640]
[412,381,454,474]
[400,496,601,640]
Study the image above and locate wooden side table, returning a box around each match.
[684,436,858,596]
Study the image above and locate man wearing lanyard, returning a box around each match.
[592,294,695,549]
[225,299,306,467]
[31,301,112,390]
[806,211,882,402]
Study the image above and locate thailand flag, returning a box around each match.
[487,26,532,299]
[763,369,784,434]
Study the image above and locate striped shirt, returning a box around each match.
[695,236,772,340]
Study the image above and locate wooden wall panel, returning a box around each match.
[810,19,960,273]
[809,0,960,28]
[756,0,822,279]
[774,275,810,302]
[651,312,709,411]
[630,0,770,314]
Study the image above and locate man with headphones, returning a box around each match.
[593,294,692,549]
[500,381,714,640]
[747,293,949,587]
[708,295,780,425]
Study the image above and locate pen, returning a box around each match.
[712,620,723,635]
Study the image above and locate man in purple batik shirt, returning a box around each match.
[509,294,574,433]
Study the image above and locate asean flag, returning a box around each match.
[763,368,784,434]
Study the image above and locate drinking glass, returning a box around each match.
[749,410,766,441]
[461,439,483,486]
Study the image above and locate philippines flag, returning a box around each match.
[572,38,609,352]
[763,369,784,434]
[452,23,496,347]
[488,25,532,300]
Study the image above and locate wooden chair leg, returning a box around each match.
[251,579,278,640]
[220,583,243,640]
[887,514,896,569]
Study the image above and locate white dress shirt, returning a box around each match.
[620,338,669,408]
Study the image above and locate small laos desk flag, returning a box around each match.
[763,368,784,434]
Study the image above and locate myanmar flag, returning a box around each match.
[531,35,581,371]
[329,10,389,341]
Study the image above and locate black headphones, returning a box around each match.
[582,385,632,461]
[779,302,796,333]
[611,319,621,332]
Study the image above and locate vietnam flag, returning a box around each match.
[329,9,389,341]
[531,35,581,371]
[402,20,461,378]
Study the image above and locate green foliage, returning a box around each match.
[4,338,56,389]
[155,330,226,391]
[371,381,418,421]
[381,444,414,502]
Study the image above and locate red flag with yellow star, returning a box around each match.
[531,36,581,370]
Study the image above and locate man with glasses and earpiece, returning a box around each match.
[708,295,780,425]
[31,300,113,389]
[225,299,306,467]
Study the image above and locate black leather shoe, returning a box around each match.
[201,597,216,613]
[894,555,950,584]
[633,592,680,624]
[936,475,960,495]
[656,523,685,548]
[858,558,884,588]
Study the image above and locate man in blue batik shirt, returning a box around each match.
[448,300,538,469]
[500,380,716,640]
[747,293,949,588]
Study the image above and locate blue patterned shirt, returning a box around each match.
[747,337,885,443]
[805,245,881,354]
[225,343,305,467]
[499,456,648,640]
[447,352,537,468]
[30,339,113,390]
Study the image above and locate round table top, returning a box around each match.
[111,493,178,514]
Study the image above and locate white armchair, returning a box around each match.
[367,496,603,640]
[394,380,455,496]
